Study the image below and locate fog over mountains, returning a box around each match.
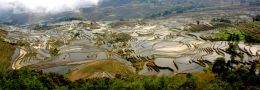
[0,0,259,25]
[0,0,100,13]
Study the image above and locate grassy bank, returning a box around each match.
[68,60,135,81]
[0,38,15,73]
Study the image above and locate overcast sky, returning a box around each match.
[0,0,100,13]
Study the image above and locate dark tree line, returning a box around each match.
[212,33,260,89]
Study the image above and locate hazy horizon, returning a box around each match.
[0,0,100,13]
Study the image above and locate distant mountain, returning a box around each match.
[0,0,259,25]
[67,0,260,21]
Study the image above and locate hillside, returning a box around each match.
[0,0,260,90]
[0,0,260,25]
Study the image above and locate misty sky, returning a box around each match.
[0,0,100,13]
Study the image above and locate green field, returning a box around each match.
[209,22,260,43]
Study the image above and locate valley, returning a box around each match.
[1,5,259,80]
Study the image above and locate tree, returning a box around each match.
[74,32,80,38]
[226,33,241,61]
[227,43,238,60]
[253,15,260,22]
[249,61,257,75]
[244,33,254,43]
[212,57,228,74]
[196,20,200,25]
[50,48,59,56]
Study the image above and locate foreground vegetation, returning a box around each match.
[0,64,259,90]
